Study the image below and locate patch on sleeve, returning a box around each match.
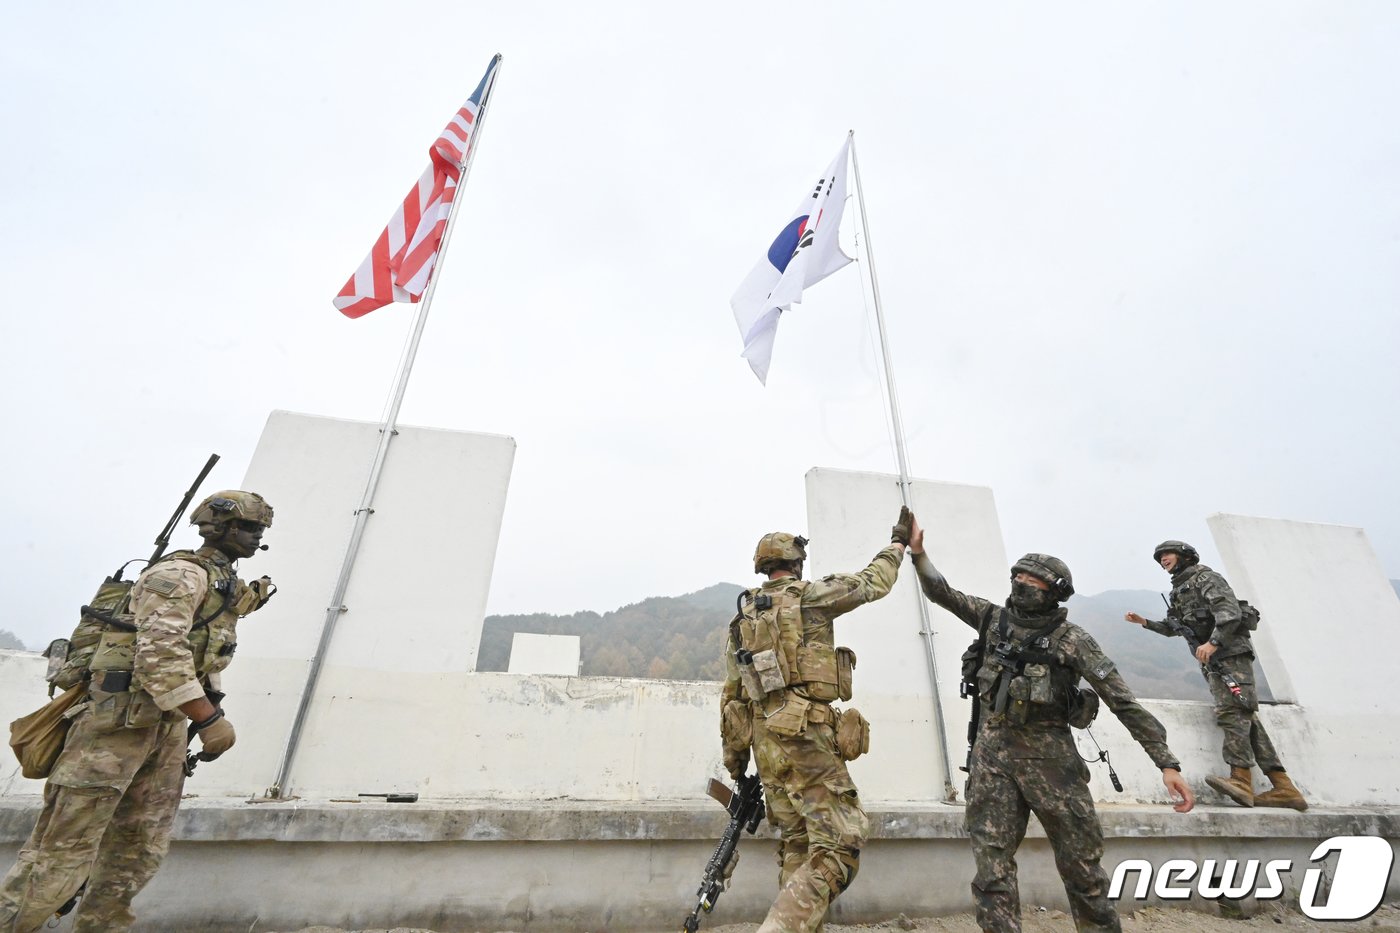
[1094,664,1113,679]
[143,577,181,596]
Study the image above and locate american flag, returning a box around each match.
[334,55,500,319]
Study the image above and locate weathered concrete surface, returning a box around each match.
[3,797,1396,932]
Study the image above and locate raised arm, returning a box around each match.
[908,513,994,631]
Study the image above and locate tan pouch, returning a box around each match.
[836,647,856,702]
[835,707,871,761]
[763,693,811,738]
[8,684,85,779]
[124,689,163,729]
[752,649,788,695]
[89,629,137,673]
[721,698,753,753]
[796,645,839,702]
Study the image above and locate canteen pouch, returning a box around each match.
[763,693,811,738]
[834,707,870,761]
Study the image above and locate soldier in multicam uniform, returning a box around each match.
[1125,540,1307,811]
[906,514,1194,933]
[0,491,275,933]
[719,508,911,933]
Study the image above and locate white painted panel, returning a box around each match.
[508,633,581,676]
[804,468,1011,803]
[1209,513,1400,805]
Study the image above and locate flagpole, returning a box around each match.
[266,55,504,800]
[849,131,958,802]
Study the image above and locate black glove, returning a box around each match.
[891,505,914,546]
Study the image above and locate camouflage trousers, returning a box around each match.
[751,699,868,933]
[966,724,1120,933]
[0,707,186,933]
[1204,654,1282,772]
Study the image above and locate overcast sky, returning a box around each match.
[3,2,1397,650]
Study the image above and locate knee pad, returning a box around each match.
[813,848,860,897]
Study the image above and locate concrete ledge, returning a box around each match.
[4,797,1398,932]
[5,795,1398,843]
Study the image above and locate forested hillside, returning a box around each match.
[477,582,1317,702]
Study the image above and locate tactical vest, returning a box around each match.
[53,550,243,691]
[1169,566,1256,658]
[975,611,1081,727]
[731,581,855,710]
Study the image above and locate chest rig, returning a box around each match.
[72,550,245,694]
[976,610,1078,727]
[731,582,854,712]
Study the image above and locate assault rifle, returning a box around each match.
[1158,596,1248,707]
[682,773,765,932]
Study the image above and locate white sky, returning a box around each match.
[3,2,1398,650]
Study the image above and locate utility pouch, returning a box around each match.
[834,707,870,761]
[229,580,261,617]
[736,655,766,700]
[124,689,163,729]
[89,630,137,674]
[1067,687,1100,729]
[796,646,839,702]
[978,664,1002,708]
[1239,600,1261,631]
[836,647,856,702]
[763,693,811,738]
[87,682,134,732]
[721,698,753,753]
[751,648,788,695]
[8,683,86,779]
[1006,676,1031,725]
[43,639,70,685]
[1025,663,1054,705]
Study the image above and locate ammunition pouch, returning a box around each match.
[834,707,870,761]
[1239,600,1261,631]
[762,692,811,738]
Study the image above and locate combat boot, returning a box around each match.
[1254,770,1308,811]
[1205,767,1255,807]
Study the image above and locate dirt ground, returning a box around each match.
[277,900,1400,933]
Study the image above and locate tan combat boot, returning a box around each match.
[1205,767,1255,807]
[1254,770,1308,811]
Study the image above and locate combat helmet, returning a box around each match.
[1010,553,1074,601]
[190,490,275,531]
[1152,540,1199,567]
[753,532,808,574]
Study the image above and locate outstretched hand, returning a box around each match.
[891,506,914,547]
[1163,769,1195,813]
[909,514,924,555]
[1125,612,1147,626]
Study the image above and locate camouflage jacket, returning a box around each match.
[912,552,1179,770]
[1146,563,1252,659]
[722,543,904,707]
[128,547,262,711]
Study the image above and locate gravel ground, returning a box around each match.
[273,900,1400,933]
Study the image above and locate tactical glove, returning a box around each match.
[891,506,914,546]
[724,747,750,782]
[197,716,237,758]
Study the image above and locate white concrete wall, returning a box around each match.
[1210,513,1400,806]
[804,468,1012,803]
[213,410,515,797]
[508,632,581,676]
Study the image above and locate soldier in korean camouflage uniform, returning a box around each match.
[0,491,275,933]
[1125,540,1307,810]
[907,514,1194,933]
[719,509,910,933]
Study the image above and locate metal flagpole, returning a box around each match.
[849,130,958,802]
[266,56,504,799]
